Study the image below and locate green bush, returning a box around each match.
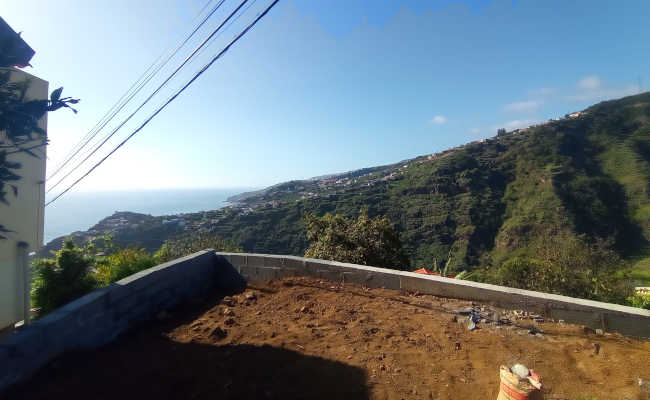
[493,233,632,303]
[94,248,157,286]
[33,238,158,316]
[154,234,242,264]
[304,209,409,270]
[32,240,97,316]
[627,292,650,309]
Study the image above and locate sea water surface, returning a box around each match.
[44,188,253,243]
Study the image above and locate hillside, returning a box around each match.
[41,93,650,282]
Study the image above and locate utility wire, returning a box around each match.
[47,0,221,181]
[186,0,258,69]
[46,0,249,195]
[48,0,215,180]
[46,0,280,207]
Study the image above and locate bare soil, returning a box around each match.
[6,277,650,400]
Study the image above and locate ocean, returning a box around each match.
[44,188,253,243]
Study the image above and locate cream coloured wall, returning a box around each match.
[0,68,48,329]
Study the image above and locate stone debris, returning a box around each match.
[592,343,601,355]
[223,308,235,316]
[244,292,257,300]
[452,306,514,330]
[224,317,236,326]
[222,296,236,307]
[467,319,477,331]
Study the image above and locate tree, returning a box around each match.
[32,240,97,316]
[0,70,78,238]
[497,128,506,137]
[304,209,410,270]
[494,233,631,303]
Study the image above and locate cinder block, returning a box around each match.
[342,271,401,290]
[116,268,163,292]
[225,253,248,267]
[548,308,603,330]
[283,256,306,271]
[1,328,44,359]
[275,268,299,279]
[214,262,246,289]
[400,274,505,301]
[317,269,341,282]
[264,255,285,268]
[57,288,109,316]
[239,265,281,284]
[305,259,334,276]
[245,254,268,268]
[604,313,650,339]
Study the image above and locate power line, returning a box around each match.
[46,0,250,195]
[186,0,258,69]
[46,0,280,207]
[48,1,216,180]
[47,0,222,181]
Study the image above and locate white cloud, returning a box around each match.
[577,75,601,90]
[568,75,638,102]
[429,115,447,125]
[503,100,542,113]
[470,127,480,134]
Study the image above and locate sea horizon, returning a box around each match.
[44,187,256,244]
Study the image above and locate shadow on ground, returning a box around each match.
[5,338,369,400]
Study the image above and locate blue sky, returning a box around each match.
[3,0,650,193]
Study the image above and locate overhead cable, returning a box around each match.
[46,0,249,194]
[47,0,223,181]
[45,0,280,206]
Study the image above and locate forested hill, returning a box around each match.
[42,92,650,280]
[211,92,650,275]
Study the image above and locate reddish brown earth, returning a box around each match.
[5,277,650,400]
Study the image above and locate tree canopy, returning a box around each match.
[304,209,409,270]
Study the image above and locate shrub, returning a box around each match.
[155,234,242,264]
[94,248,157,286]
[33,239,157,316]
[493,233,632,303]
[303,209,409,270]
[627,293,650,309]
[32,240,97,316]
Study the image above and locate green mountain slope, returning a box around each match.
[41,92,650,284]
[211,92,650,277]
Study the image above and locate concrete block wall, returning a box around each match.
[218,253,650,339]
[0,250,239,390]
[2,250,649,392]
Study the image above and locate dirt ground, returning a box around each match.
[6,277,650,400]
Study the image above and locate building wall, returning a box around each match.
[0,68,48,330]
